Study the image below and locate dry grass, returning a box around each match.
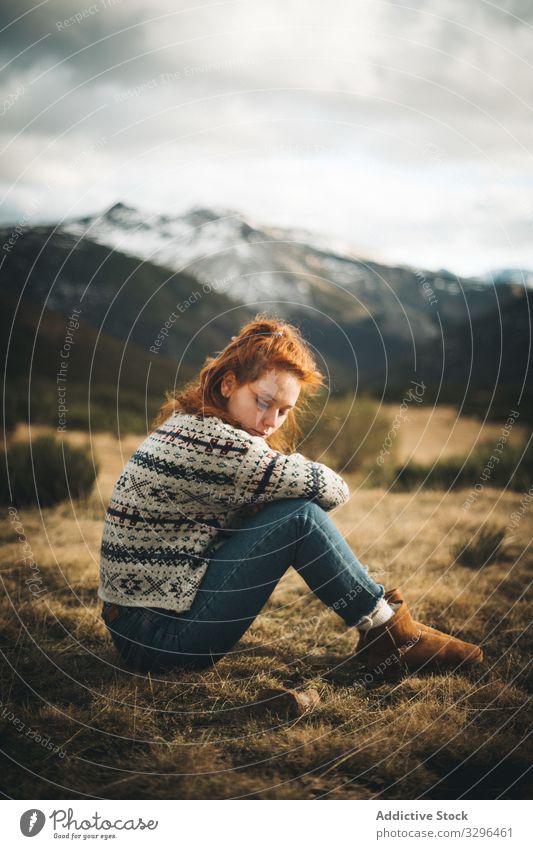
[392,404,528,465]
[0,420,532,800]
[452,526,508,570]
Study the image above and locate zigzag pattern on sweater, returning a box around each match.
[98,412,350,613]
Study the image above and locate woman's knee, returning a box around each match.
[290,497,329,523]
[236,497,327,533]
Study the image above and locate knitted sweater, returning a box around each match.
[98,411,350,613]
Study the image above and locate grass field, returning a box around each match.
[1,408,531,800]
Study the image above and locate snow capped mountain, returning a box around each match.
[60,202,451,314]
[62,202,318,304]
[63,202,257,275]
[3,204,531,409]
[62,202,364,273]
[59,202,531,350]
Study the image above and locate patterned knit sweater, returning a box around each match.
[98,412,350,613]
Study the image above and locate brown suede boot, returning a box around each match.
[355,589,483,678]
[355,587,442,663]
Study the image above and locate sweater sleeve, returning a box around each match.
[233,438,350,511]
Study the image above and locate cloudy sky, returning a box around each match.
[1,0,532,275]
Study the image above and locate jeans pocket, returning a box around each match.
[138,606,173,629]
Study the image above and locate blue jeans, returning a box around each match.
[100,498,384,672]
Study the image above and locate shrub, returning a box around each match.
[299,393,395,474]
[452,525,507,568]
[0,436,98,507]
[4,378,155,437]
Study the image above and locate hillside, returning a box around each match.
[0,292,191,434]
[2,206,532,422]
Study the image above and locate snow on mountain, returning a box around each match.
[61,202,436,311]
[61,203,317,304]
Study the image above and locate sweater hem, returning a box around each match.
[97,585,195,614]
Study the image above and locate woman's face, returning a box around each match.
[220,368,301,438]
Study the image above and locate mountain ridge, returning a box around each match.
[1,204,531,423]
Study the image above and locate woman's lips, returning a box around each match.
[250,429,267,437]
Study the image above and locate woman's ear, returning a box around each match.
[220,371,235,398]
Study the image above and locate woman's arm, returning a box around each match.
[171,419,349,512]
[234,440,350,512]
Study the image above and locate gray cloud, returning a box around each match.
[1,0,532,273]
[0,0,147,78]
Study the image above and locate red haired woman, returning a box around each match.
[99,315,482,678]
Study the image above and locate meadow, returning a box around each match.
[0,406,531,799]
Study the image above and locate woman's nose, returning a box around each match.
[262,409,279,429]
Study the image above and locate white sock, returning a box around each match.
[356,598,399,631]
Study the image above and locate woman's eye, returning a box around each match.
[256,398,269,410]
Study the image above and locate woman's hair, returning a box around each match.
[152,313,325,452]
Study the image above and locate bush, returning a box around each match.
[452,525,507,568]
[391,438,533,492]
[0,436,98,507]
[4,378,156,437]
[299,392,395,475]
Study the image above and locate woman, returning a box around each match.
[99,315,483,678]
